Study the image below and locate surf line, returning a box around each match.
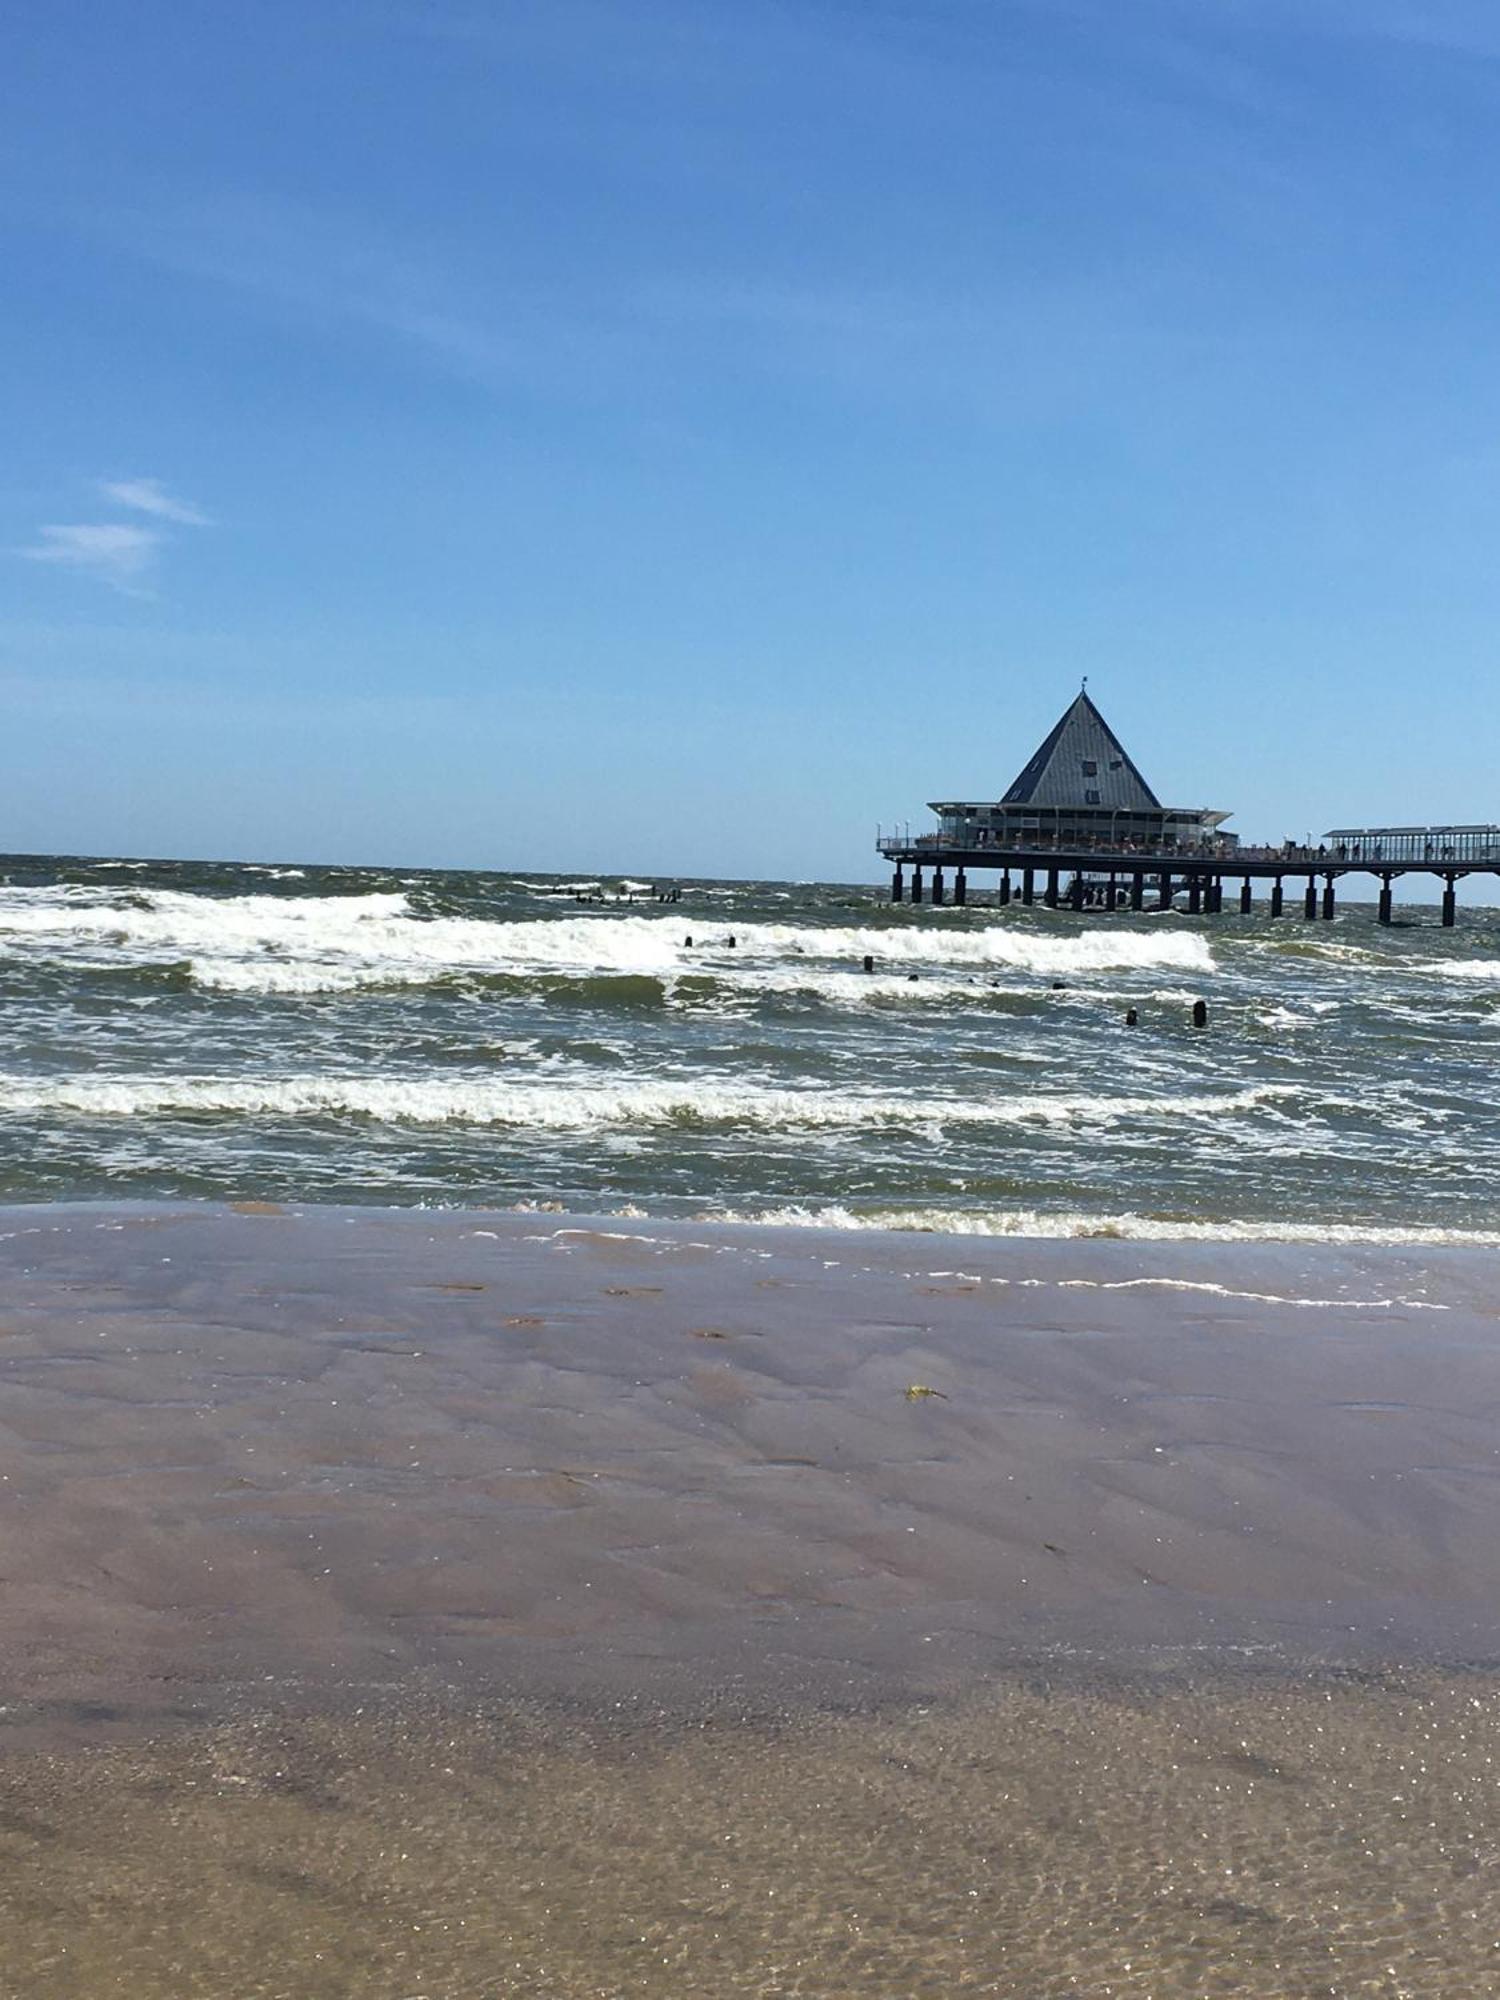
[1047,1276,1449,1311]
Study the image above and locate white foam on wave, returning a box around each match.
[0,888,1216,994]
[194,960,384,995]
[1252,1000,1340,1031]
[697,1202,1500,1247]
[0,1072,1297,1131]
[671,966,1052,1009]
[0,886,411,944]
[1413,958,1500,983]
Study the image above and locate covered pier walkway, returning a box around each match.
[876,825,1500,927]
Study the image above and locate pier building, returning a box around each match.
[878,689,1494,924]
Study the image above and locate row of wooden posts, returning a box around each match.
[889,864,1460,926]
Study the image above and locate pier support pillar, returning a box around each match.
[1069,873,1085,911]
[1303,876,1318,920]
[1208,878,1223,915]
[1270,877,1284,918]
[910,868,923,905]
[954,869,967,906]
[1187,877,1203,914]
[1240,879,1252,915]
[1378,876,1393,925]
[1322,876,1336,921]
[891,867,904,904]
[1021,869,1035,907]
[1158,871,1173,911]
[999,871,1011,907]
[1442,875,1458,928]
[1045,868,1059,909]
[931,868,945,906]
[1130,872,1144,912]
[1106,874,1118,912]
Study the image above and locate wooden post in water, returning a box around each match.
[1069,872,1085,911]
[954,869,967,905]
[1131,872,1144,911]
[1158,870,1173,911]
[1378,875,1393,925]
[910,867,924,905]
[1240,879,1253,915]
[999,871,1012,906]
[1107,873,1118,911]
[1045,868,1060,908]
[891,867,904,903]
[931,867,945,906]
[1187,876,1203,914]
[1270,877,1284,918]
[1022,868,1035,906]
[1303,876,1317,920]
[1322,875,1336,921]
[1442,874,1458,927]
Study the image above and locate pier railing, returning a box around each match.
[1322,826,1500,865]
[873,825,1500,927]
[875,833,1320,865]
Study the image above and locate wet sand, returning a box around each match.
[7,1669,1500,1998]
[4,1204,1500,1994]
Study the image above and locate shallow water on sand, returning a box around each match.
[4,1204,1500,1711]
[6,1671,1500,1998]
[6,1204,1500,1995]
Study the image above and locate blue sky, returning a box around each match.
[4,0,1500,878]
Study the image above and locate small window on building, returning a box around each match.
[1081,760,1098,776]
[1084,789,1101,805]
[1109,758,1123,770]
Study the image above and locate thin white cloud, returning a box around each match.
[16,523,162,593]
[99,477,211,526]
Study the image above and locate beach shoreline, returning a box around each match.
[4,1199,1500,1722]
[6,1201,1500,1993]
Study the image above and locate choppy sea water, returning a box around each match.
[5,852,1500,1239]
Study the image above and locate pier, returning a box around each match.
[878,692,1498,926]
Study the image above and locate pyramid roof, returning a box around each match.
[1000,691,1161,812]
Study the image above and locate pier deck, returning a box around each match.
[875,827,1500,925]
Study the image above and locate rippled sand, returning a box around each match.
[4,1205,1500,1993]
[5,1671,1500,1997]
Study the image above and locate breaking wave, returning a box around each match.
[1413,958,1500,982]
[697,1203,1500,1247]
[0,1072,1297,1132]
[0,887,1218,996]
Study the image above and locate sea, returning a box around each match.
[4,850,1499,1242]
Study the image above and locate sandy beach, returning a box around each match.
[3,1203,1500,1993]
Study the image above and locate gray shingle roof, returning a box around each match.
[1001,692,1161,811]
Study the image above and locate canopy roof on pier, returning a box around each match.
[1001,691,1161,812]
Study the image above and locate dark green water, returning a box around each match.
[1,851,1497,1238]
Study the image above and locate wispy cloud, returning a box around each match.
[14,476,212,595]
[99,476,212,526]
[16,523,163,594]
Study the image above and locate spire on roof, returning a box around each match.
[1000,691,1161,812]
